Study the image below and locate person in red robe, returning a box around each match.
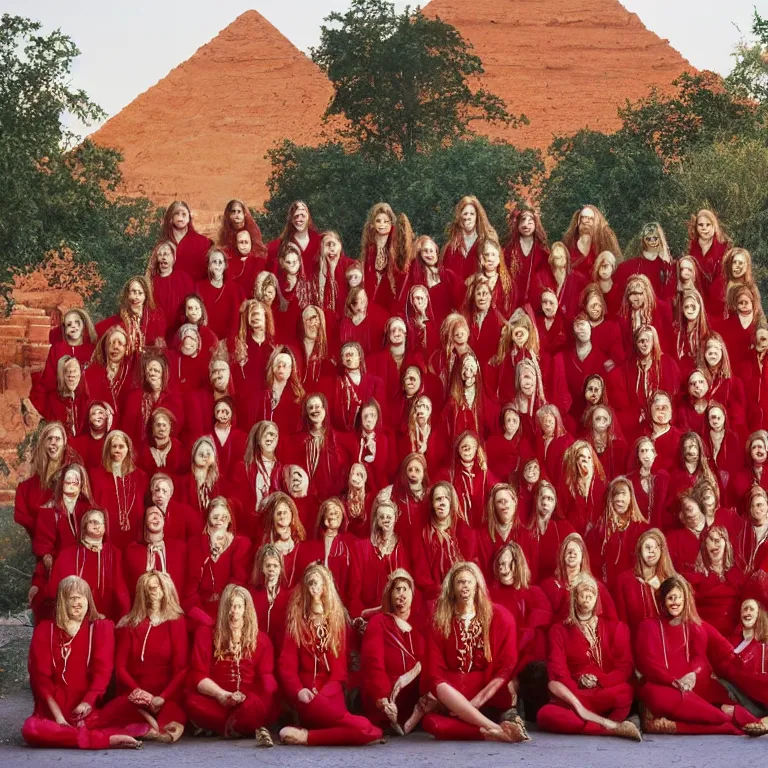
[441,352,497,444]
[83,325,136,419]
[187,584,278,743]
[411,482,476,601]
[250,346,305,434]
[338,286,389,355]
[404,284,441,359]
[348,398,395,492]
[247,544,290,653]
[405,235,463,326]
[735,485,768,574]
[278,563,383,746]
[673,287,711,375]
[614,528,676,633]
[94,571,187,742]
[527,480,577,584]
[486,404,528,482]
[440,195,496,284]
[124,505,186,600]
[503,205,549,304]
[329,342,385,433]
[616,273,674,357]
[179,293,219,360]
[147,472,199,543]
[89,430,148,551]
[70,400,113,471]
[348,498,412,625]
[666,432,719,519]
[421,561,528,743]
[558,441,607,535]
[581,404,627,480]
[693,475,743,547]
[147,240,195,342]
[626,436,671,530]
[194,247,243,344]
[47,509,130,622]
[180,435,225,521]
[341,463,375,539]
[537,574,640,740]
[558,314,608,420]
[314,498,356,604]
[136,407,188,479]
[687,208,731,288]
[534,287,568,362]
[463,275,506,368]
[183,497,251,628]
[228,229,267,297]
[217,198,267,264]
[718,283,764,370]
[539,533,616,622]
[22,575,140,749]
[636,575,754,734]
[667,494,710,573]
[308,230,354,325]
[294,304,336,390]
[532,404,574,480]
[477,236,516,317]
[616,221,675,300]
[591,250,622,317]
[561,205,621,282]
[266,200,322,272]
[677,369,710,436]
[580,285,624,366]
[388,453,430,540]
[40,356,88,438]
[738,322,768,431]
[160,201,212,282]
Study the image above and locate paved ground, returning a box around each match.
[0,689,765,767]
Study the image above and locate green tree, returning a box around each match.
[0,15,161,314]
[727,11,768,118]
[311,0,522,158]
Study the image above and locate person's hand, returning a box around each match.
[43,554,53,572]
[217,691,236,708]
[54,714,69,727]
[604,359,615,373]
[71,702,92,721]
[675,672,696,692]
[231,691,246,705]
[297,688,315,704]
[128,688,153,706]
[27,585,39,605]
[578,674,598,689]
[149,696,165,713]
[376,697,389,712]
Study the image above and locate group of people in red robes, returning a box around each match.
[15,197,768,749]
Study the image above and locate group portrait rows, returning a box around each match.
[12,195,768,749]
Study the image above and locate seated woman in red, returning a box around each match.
[406,235,463,327]
[587,476,650,591]
[187,584,277,743]
[136,408,187,479]
[477,483,537,581]
[147,240,195,342]
[23,575,140,750]
[404,284,440,360]
[161,201,213,282]
[538,574,640,740]
[47,508,129,622]
[42,356,88,438]
[486,404,527,481]
[636,574,752,735]
[489,543,552,715]
[581,404,627,480]
[267,200,321,272]
[348,498,411,626]
[615,528,676,633]
[535,240,587,321]
[278,563,383,746]
[390,452,431,539]
[314,497,356,604]
[540,533,616,622]
[667,494,710,573]
[147,472,199,542]
[260,492,320,589]
[71,400,113,471]
[673,287,710,375]
[421,561,528,743]
[96,571,187,743]
[124,505,186,600]
[504,205,549,304]
[735,485,768,574]
[527,480,577,583]
[248,544,290,652]
[184,497,251,628]
[689,525,745,636]
[121,354,183,448]
[533,404,574,480]
[441,195,495,284]
[90,430,147,551]
[342,463,375,539]
[180,436,224,521]
[412,481,476,601]
[558,441,607,536]
[427,312,472,394]
[719,283,764,370]
[228,229,267,298]
[96,275,166,357]
[84,325,136,417]
[179,293,219,359]
[295,304,335,390]
[361,568,428,734]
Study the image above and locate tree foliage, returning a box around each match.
[727,11,768,118]
[0,14,161,314]
[311,0,522,158]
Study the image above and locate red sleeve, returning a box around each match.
[13,480,34,535]
[635,619,677,685]
[546,623,578,692]
[159,618,189,702]
[489,605,518,682]
[112,548,131,620]
[28,621,56,704]
[525,586,554,630]
[229,536,252,585]
[277,633,305,701]
[425,626,451,694]
[115,625,140,692]
[598,583,617,620]
[321,640,348,693]
[32,507,57,558]
[84,619,115,706]
[253,631,278,697]
[595,620,633,688]
[614,573,629,625]
[346,542,366,620]
[689,623,711,677]
[360,613,393,701]
[188,626,214,690]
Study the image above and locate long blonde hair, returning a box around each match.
[565,573,599,625]
[120,571,183,628]
[32,422,68,487]
[55,575,99,628]
[214,584,259,659]
[381,568,416,614]
[433,561,494,662]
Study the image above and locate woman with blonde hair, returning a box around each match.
[23,575,140,749]
[96,571,187,742]
[187,584,277,744]
[179,435,223,520]
[558,440,606,535]
[248,544,290,651]
[537,574,640,740]
[687,208,730,287]
[406,234,463,324]
[441,195,496,283]
[421,561,528,743]
[279,563,383,745]
[84,325,135,415]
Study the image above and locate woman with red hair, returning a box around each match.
[406,235,462,325]
[700,332,748,436]
[338,286,389,356]
[341,463,375,539]
[249,345,304,434]
[527,480,577,583]
[267,200,321,271]
[179,293,219,360]
[315,497,356,605]
[538,574,640,740]
[441,195,496,283]
[217,199,266,262]
[504,204,549,303]
[561,205,621,281]
[227,228,267,297]
[274,243,313,342]
[160,201,212,281]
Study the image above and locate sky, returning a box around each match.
[4,0,761,138]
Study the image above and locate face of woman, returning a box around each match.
[481,245,500,272]
[564,541,583,570]
[110,436,128,464]
[494,490,516,524]
[640,536,661,568]
[414,396,432,422]
[541,292,557,318]
[688,373,708,400]
[575,585,597,616]
[324,503,343,531]
[403,367,421,397]
[453,568,478,604]
[474,285,492,312]
[349,464,366,489]
[347,268,363,288]
[576,448,593,475]
[741,599,759,629]
[730,252,747,279]
[683,438,700,465]
[597,257,614,280]
[208,505,231,531]
[45,428,65,460]
[127,281,146,313]
[302,308,321,340]
[152,414,171,441]
[323,235,341,259]
[282,251,301,276]
[573,320,591,343]
[84,513,105,539]
[412,288,429,313]
[612,483,631,515]
[420,240,438,266]
[458,436,478,463]
[62,469,81,496]
[180,333,199,356]
[518,213,535,237]
[503,409,520,436]
[682,297,700,322]
[643,228,661,251]
[67,590,88,622]
[584,379,603,405]
[307,572,324,600]
[145,507,165,534]
[579,208,595,234]
[272,353,292,382]
[635,330,653,357]
[262,284,277,305]
[497,549,515,585]
[90,405,107,431]
[452,321,469,346]
[737,293,754,315]
[172,205,190,230]
[627,284,645,311]
[680,499,705,530]
[651,397,672,426]
[665,586,685,618]
[432,488,452,521]
[258,425,278,454]
[306,396,326,426]
[511,324,530,347]
[389,322,406,347]
[550,246,567,270]
[750,493,768,524]
[274,502,292,531]
[756,329,768,353]
[374,212,392,238]
[214,402,232,426]
[193,441,214,468]
[210,362,230,392]
[107,331,128,363]
[377,507,395,535]
[229,203,245,229]
[461,356,478,387]
[185,299,203,324]
[697,215,714,241]
[151,480,172,508]
[705,531,726,562]
[145,575,164,606]
[537,486,555,515]
[540,412,556,437]
[262,556,281,583]
[145,361,163,391]
[751,438,768,465]
[341,345,361,371]
[209,252,226,280]
[704,340,723,367]
[592,407,611,432]
[235,231,251,256]
[523,461,540,484]
[519,368,536,396]
[460,204,477,234]
[585,296,602,321]
[228,594,246,624]
[292,204,308,233]
[63,359,81,392]
[63,312,84,344]
[406,459,424,485]
[390,579,413,613]
[679,261,694,283]
[361,406,378,432]
[637,441,656,469]
[248,305,266,331]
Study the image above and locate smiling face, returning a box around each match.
[522,460,540,485]
[637,440,656,469]
[432,487,452,522]
[664,586,685,618]
[374,212,392,238]
[419,238,439,266]
[110,435,129,464]
[45,427,65,461]
[741,599,759,629]
[292,203,308,233]
[730,251,747,279]
[180,331,199,356]
[460,204,477,234]
[705,529,726,563]
[63,312,84,344]
[306,396,326,427]
[377,504,396,535]
[585,295,603,322]
[750,438,767,465]
[145,506,165,535]
[185,298,203,324]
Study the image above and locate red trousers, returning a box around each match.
[295,686,382,746]
[537,683,633,735]
[22,715,144,749]
[95,695,186,732]
[186,692,276,737]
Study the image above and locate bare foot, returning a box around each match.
[613,720,643,742]
[279,726,309,745]
[109,734,142,749]
[164,722,184,743]
[480,726,513,743]
[743,720,768,738]
[501,720,530,743]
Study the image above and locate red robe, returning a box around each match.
[688,567,746,636]
[688,237,728,286]
[735,523,768,574]
[468,309,504,368]
[227,252,267,297]
[614,570,664,633]
[33,498,90,560]
[286,429,350,499]
[83,361,136,419]
[42,390,89,438]
[69,433,106,472]
[540,576,617,623]
[529,519,577,584]
[90,467,148,551]
[318,532,357,603]
[558,476,607,535]
[330,371,385,433]
[31,339,96,415]
[248,585,290,652]
[96,309,167,351]
[120,389,185,448]
[152,270,195,340]
[667,526,707,573]
[136,438,188,479]
[194,279,244,342]
[123,539,187,599]
[586,520,650,591]
[506,239,549,303]
[475,525,539,583]
[173,228,212,281]
[14,474,53,539]
[411,522,476,601]
[347,539,411,620]
[627,469,671,530]
[442,238,480,284]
